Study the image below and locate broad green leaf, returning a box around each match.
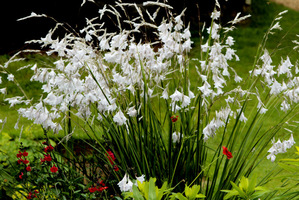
[230,181,247,198]
[185,185,191,197]
[148,178,157,200]
[133,185,145,200]
[239,176,249,192]
[221,189,239,200]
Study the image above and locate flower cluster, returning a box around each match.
[27,190,39,199]
[40,142,58,173]
[267,134,295,162]
[106,150,119,172]
[88,180,108,193]
[16,150,31,179]
[117,174,145,192]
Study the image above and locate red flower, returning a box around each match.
[26,191,37,199]
[88,186,97,193]
[50,164,58,173]
[18,158,24,164]
[171,115,178,122]
[23,159,29,165]
[27,192,33,199]
[17,151,23,158]
[44,154,52,162]
[26,165,32,172]
[23,150,28,157]
[98,186,108,192]
[40,158,45,163]
[99,180,105,186]
[44,145,54,153]
[113,165,119,171]
[222,146,233,159]
[34,190,39,194]
[106,150,116,165]
[19,172,24,179]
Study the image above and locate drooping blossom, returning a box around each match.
[117,173,133,192]
[267,134,295,162]
[222,146,233,159]
[172,132,181,143]
[136,175,145,185]
[113,110,127,126]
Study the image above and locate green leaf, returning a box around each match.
[195,194,206,199]
[247,175,257,194]
[185,184,201,199]
[221,189,239,200]
[230,181,247,198]
[278,162,299,172]
[157,181,169,200]
[173,193,188,200]
[239,176,249,192]
[148,178,157,200]
[132,185,145,200]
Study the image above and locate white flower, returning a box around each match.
[234,74,242,83]
[172,132,181,143]
[170,90,183,103]
[211,10,220,20]
[267,135,295,162]
[7,74,14,81]
[136,175,145,185]
[280,100,290,112]
[237,109,247,122]
[278,57,293,77]
[270,22,282,32]
[113,110,127,126]
[270,80,283,95]
[198,81,213,97]
[0,88,6,94]
[226,36,235,46]
[201,42,209,52]
[118,174,133,192]
[225,95,234,104]
[161,88,169,99]
[127,106,137,117]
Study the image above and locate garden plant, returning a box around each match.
[0,0,299,199]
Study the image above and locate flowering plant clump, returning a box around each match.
[3,140,118,199]
[1,0,299,199]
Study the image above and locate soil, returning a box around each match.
[271,0,299,11]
